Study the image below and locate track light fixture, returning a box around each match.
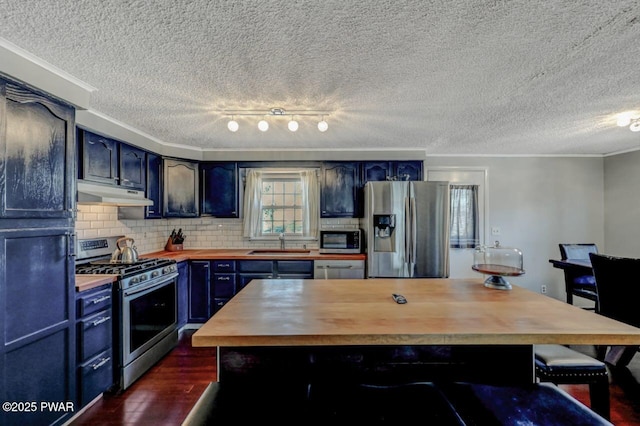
[224,108,331,132]
[616,111,640,132]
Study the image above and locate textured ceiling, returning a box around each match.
[2,0,640,155]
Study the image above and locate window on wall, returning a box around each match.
[450,185,480,248]
[243,168,320,240]
[261,177,303,235]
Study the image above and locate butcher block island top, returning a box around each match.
[192,278,640,348]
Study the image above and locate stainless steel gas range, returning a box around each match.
[76,236,179,391]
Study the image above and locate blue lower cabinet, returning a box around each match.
[78,349,113,407]
[212,297,230,313]
[75,284,114,410]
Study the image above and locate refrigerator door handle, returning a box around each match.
[405,196,412,265]
[410,197,417,267]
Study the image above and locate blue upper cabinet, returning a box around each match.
[363,161,423,182]
[79,130,118,185]
[0,79,75,219]
[163,158,199,217]
[78,130,147,192]
[395,161,423,181]
[119,143,146,191]
[321,162,360,218]
[201,162,239,218]
[362,161,390,182]
[146,152,162,218]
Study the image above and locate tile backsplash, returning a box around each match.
[75,205,360,255]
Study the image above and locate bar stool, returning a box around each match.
[534,344,609,420]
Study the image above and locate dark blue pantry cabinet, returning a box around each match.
[0,77,77,426]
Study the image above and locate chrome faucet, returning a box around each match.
[279,233,285,250]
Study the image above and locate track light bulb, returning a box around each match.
[630,120,640,132]
[258,120,269,132]
[317,120,328,132]
[227,119,239,132]
[288,119,299,132]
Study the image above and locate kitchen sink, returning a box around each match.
[248,249,311,255]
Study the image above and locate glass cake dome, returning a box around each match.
[472,241,525,290]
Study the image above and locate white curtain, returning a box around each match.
[242,169,263,238]
[300,170,319,238]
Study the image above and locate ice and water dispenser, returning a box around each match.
[373,214,396,252]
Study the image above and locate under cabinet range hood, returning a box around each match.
[77,181,153,207]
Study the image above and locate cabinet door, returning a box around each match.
[363,162,391,182]
[1,228,75,425]
[146,153,162,218]
[0,80,75,218]
[320,162,360,218]
[188,261,210,322]
[201,162,239,218]
[164,159,199,217]
[395,161,423,181]
[177,261,189,328]
[80,130,118,186]
[119,143,146,190]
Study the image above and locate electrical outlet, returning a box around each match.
[491,226,501,236]
[541,285,547,294]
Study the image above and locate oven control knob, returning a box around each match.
[139,274,148,281]
[151,271,160,278]
[131,277,139,284]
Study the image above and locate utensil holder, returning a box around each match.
[165,238,183,252]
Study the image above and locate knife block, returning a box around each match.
[165,237,183,252]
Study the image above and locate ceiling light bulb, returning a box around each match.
[629,120,640,132]
[227,119,239,132]
[288,119,299,132]
[617,114,632,127]
[258,120,269,132]
[317,120,328,132]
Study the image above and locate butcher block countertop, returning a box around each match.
[75,274,118,292]
[193,278,640,347]
[142,248,366,263]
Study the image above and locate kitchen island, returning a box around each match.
[187,278,636,424]
[193,278,640,384]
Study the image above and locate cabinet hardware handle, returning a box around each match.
[91,295,111,304]
[219,276,230,281]
[92,357,111,370]
[91,316,111,327]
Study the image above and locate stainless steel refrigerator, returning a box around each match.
[364,181,450,278]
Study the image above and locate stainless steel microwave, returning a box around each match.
[319,229,362,254]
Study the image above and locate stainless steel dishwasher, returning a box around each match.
[314,259,365,279]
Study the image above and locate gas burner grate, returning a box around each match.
[76,258,175,277]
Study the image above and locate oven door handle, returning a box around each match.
[123,272,179,297]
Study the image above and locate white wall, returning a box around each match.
[424,156,605,300]
[603,150,640,257]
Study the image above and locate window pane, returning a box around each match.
[259,174,305,235]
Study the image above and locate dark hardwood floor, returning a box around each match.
[70,332,640,425]
[69,330,216,426]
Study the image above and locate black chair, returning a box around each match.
[559,243,599,310]
[590,252,640,367]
